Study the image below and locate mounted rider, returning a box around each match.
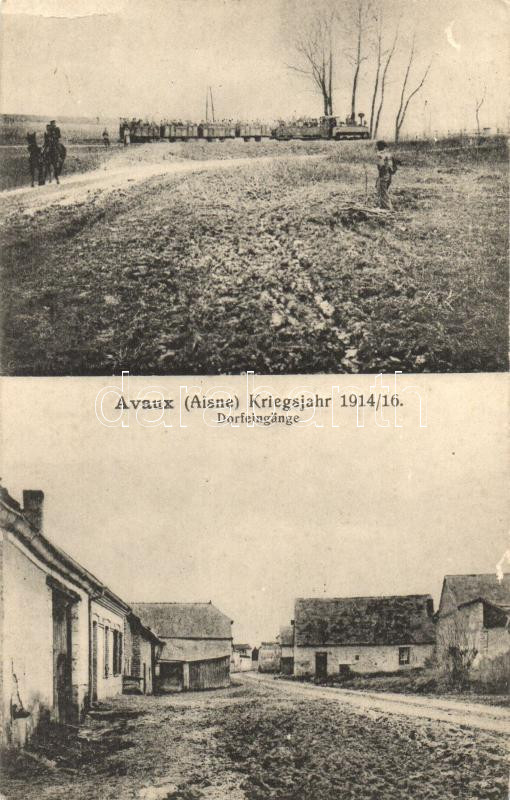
[44,120,61,149]
[42,120,66,184]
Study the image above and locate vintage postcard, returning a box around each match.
[0,1,509,799]
[0,0,508,375]
[0,374,509,799]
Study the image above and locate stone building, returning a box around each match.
[278,625,295,675]
[293,595,436,678]
[0,485,129,746]
[257,642,281,673]
[131,602,233,691]
[123,612,163,694]
[231,643,253,673]
[435,574,510,685]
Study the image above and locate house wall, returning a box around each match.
[160,637,232,662]
[231,650,253,672]
[258,646,281,673]
[136,635,154,694]
[0,532,89,746]
[280,645,294,675]
[91,599,125,701]
[436,603,510,672]
[294,644,434,676]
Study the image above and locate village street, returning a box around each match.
[1,675,508,800]
[245,673,510,735]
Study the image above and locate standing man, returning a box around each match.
[375,140,397,210]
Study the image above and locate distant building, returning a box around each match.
[258,642,281,673]
[131,602,233,692]
[293,595,436,678]
[0,485,129,747]
[231,643,253,672]
[278,625,294,675]
[435,574,510,683]
[123,612,163,694]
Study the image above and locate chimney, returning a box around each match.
[23,490,44,531]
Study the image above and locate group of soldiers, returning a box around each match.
[30,119,397,208]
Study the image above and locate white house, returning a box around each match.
[0,485,129,746]
[293,595,436,678]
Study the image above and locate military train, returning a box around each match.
[119,113,369,144]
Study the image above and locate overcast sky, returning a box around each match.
[0,0,508,135]
[1,375,508,646]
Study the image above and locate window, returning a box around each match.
[399,646,411,665]
[113,630,123,676]
[354,655,360,661]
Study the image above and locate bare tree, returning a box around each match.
[371,22,399,139]
[394,36,432,142]
[475,86,486,136]
[345,0,372,120]
[436,612,479,690]
[289,9,335,116]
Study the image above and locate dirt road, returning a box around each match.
[0,679,508,800]
[244,673,510,735]
[0,150,325,214]
[1,141,507,375]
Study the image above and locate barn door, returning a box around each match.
[315,652,328,679]
[52,590,73,722]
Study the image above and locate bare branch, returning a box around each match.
[394,37,432,142]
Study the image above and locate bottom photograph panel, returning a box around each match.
[0,374,508,800]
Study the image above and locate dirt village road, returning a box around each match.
[1,675,508,800]
[245,673,510,735]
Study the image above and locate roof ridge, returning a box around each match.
[296,593,432,601]
[130,601,213,605]
[445,573,510,578]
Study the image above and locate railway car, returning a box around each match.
[198,122,236,141]
[169,123,199,141]
[273,114,369,141]
[236,123,272,142]
[119,119,160,143]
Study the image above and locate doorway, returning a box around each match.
[315,652,328,679]
[52,590,73,722]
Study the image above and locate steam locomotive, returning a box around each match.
[119,113,369,144]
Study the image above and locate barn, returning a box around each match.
[131,602,233,692]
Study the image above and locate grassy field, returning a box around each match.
[0,139,507,375]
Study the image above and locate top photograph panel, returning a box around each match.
[0,0,508,375]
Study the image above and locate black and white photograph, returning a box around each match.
[0,0,508,375]
[0,375,509,800]
[0,1,509,799]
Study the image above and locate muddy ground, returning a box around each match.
[0,678,508,800]
[0,139,508,375]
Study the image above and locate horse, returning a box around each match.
[43,139,67,184]
[26,132,44,187]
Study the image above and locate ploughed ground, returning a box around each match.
[1,676,508,800]
[0,138,507,375]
